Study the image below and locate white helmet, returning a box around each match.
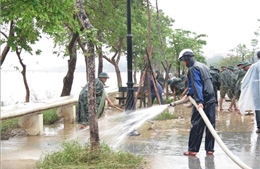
[178,49,194,60]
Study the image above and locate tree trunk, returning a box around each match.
[60,32,78,96]
[1,21,14,66]
[102,41,123,88]
[97,30,103,76]
[77,36,88,81]
[16,48,30,102]
[76,0,100,149]
[114,63,122,87]
[87,41,100,148]
[145,0,155,106]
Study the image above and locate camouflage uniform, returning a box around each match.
[219,69,232,99]
[76,78,106,125]
[227,70,237,99]
[234,68,246,99]
[155,70,165,89]
[168,76,187,98]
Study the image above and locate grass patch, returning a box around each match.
[163,97,175,104]
[0,118,20,135]
[36,141,144,169]
[153,97,175,105]
[152,111,177,121]
[42,108,59,125]
[1,108,59,139]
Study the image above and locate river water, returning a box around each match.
[1,71,140,106]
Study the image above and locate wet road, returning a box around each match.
[1,101,260,169]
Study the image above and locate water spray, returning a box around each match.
[188,96,251,169]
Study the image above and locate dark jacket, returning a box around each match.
[209,69,220,90]
[186,58,216,105]
[150,78,163,95]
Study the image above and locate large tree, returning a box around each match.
[0,0,77,102]
[169,29,207,76]
[75,0,100,149]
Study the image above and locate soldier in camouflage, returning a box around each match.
[233,61,246,100]
[76,72,114,129]
[155,70,165,89]
[225,62,245,112]
[167,75,188,99]
[226,66,239,111]
[219,65,233,111]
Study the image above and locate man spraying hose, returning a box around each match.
[178,49,216,156]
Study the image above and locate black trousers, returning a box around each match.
[188,102,215,152]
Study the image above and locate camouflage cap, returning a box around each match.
[237,61,244,66]
[209,66,214,70]
[242,62,252,68]
[213,68,220,72]
[98,72,109,78]
[227,65,234,71]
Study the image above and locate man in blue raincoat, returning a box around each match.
[178,49,216,156]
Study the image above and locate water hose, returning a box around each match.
[168,99,189,107]
[188,96,251,169]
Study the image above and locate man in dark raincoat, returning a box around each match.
[178,49,216,156]
[76,72,114,129]
[150,77,164,105]
[209,66,220,105]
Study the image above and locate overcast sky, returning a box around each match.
[157,0,260,57]
[2,0,260,70]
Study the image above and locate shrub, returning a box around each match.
[36,141,144,169]
[43,108,59,125]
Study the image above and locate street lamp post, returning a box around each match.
[125,0,135,111]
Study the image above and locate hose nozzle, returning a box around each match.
[168,99,189,107]
[169,102,176,107]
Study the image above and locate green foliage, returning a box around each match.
[216,55,242,68]
[152,111,177,121]
[36,141,144,169]
[42,108,59,125]
[163,98,175,104]
[0,118,20,135]
[167,29,207,75]
[1,0,78,55]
